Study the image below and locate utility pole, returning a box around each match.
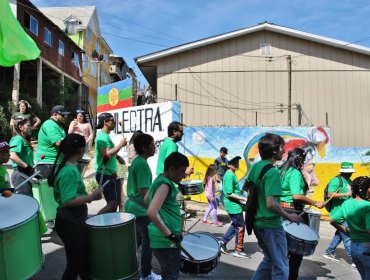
[287,55,292,126]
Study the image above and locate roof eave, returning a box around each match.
[136,22,370,64]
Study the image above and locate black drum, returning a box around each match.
[180,232,220,275]
[179,180,204,195]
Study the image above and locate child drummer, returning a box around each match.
[0,141,15,190]
[148,152,190,279]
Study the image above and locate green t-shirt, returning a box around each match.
[125,156,152,217]
[328,176,351,215]
[148,174,182,249]
[9,135,34,168]
[331,198,370,243]
[247,160,283,229]
[156,137,178,175]
[11,112,32,121]
[95,131,117,175]
[35,119,66,163]
[280,167,307,207]
[0,166,11,188]
[53,164,88,205]
[223,169,243,214]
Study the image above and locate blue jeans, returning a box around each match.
[252,227,289,280]
[153,248,181,280]
[136,216,153,278]
[325,220,351,257]
[351,242,370,280]
[221,213,245,251]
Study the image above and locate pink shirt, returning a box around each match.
[205,176,216,198]
[69,122,93,143]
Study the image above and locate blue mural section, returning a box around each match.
[178,126,370,165]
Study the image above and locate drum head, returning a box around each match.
[0,194,39,229]
[283,221,318,241]
[86,212,135,227]
[180,180,203,186]
[181,232,219,261]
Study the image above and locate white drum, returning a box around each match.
[283,220,319,256]
[181,232,220,275]
[306,208,321,235]
[179,180,204,195]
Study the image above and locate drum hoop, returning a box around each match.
[85,216,136,228]
[0,211,38,232]
[182,231,220,261]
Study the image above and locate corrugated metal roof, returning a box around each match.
[135,22,370,63]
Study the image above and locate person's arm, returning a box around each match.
[147,184,172,237]
[228,192,248,203]
[32,116,41,129]
[102,137,127,158]
[68,120,77,134]
[330,220,350,236]
[9,152,28,168]
[63,189,103,207]
[9,118,14,126]
[266,196,301,223]
[292,194,325,208]
[86,123,94,144]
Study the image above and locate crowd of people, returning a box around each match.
[0,102,369,280]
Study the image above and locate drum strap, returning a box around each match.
[128,196,148,209]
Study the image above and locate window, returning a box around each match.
[82,53,89,69]
[73,52,79,67]
[30,15,38,35]
[58,40,64,56]
[104,51,108,62]
[95,40,100,54]
[86,27,92,42]
[260,43,271,55]
[90,62,96,77]
[44,27,52,46]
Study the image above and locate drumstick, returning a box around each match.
[100,179,110,191]
[192,152,199,168]
[14,171,41,191]
[175,242,195,261]
[186,218,201,233]
[299,205,312,217]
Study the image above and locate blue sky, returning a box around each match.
[33,0,370,87]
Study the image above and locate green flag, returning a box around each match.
[0,0,40,66]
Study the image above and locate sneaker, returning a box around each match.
[201,220,210,224]
[46,221,55,229]
[233,250,251,259]
[351,261,356,268]
[219,240,229,254]
[323,252,340,262]
[211,221,223,226]
[140,271,162,280]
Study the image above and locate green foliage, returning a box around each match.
[0,105,12,141]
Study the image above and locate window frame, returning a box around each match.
[30,15,38,35]
[58,40,65,56]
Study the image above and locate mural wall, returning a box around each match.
[180,126,370,211]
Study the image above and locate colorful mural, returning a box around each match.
[178,126,370,212]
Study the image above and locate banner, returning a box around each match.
[0,0,40,66]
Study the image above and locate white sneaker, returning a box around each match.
[140,271,162,280]
[232,250,251,259]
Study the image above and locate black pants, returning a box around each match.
[285,207,310,280]
[55,206,90,280]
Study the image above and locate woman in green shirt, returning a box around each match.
[280,148,324,280]
[331,176,370,280]
[48,134,102,280]
[9,118,35,195]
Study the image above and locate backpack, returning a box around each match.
[242,164,274,235]
[323,175,343,212]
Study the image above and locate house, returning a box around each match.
[39,6,114,118]
[14,0,83,110]
[135,22,370,147]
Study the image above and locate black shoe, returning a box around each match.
[219,240,229,254]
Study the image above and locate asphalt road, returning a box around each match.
[31,198,361,280]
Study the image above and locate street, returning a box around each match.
[32,198,361,280]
